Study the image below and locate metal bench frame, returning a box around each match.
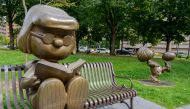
[0,62,137,109]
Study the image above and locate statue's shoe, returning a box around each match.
[37,78,67,109]
[66,76,89,109]
[150,75,160,83]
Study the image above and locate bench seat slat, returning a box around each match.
[85,86,137,108]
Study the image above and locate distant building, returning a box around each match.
[0,16,19,36]
[0,16,9,36]
[120,37,190,53]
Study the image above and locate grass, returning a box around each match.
[0,49,190,109]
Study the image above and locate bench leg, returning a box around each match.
[120,97,134,109]
[130,98,133,109]
[120,101,130,109]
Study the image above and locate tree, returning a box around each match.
[155,0,190,51]
[79,0,128,55]
[0,0,41,49]
[48,0,89,52]
[127,0,162,46]
[0,0,23,49]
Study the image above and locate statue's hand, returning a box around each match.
[164,61,171,72]
[29,76,41,86]
[20,76,41,89]
[68,59,86,75]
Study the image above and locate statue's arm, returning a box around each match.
[20,76,40,89]
[20,61,40,89]
[147,60,160,67]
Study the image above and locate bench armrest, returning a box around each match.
[115,75,134,89]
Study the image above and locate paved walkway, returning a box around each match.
[98,96,166,109]
[176,105,190,109]
[98,96,190,109]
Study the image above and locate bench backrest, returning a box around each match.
[0,62,116,109]
[81,62,116,91]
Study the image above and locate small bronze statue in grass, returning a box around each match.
[137,46,176,83]
[17,5,88,109]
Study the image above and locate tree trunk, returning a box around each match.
[187,36,190,59]
[110,26,116,55]
[120,36,124,54]
[109,37,111,53]
[8,16,14,50]
[176,43,179,56]
[166,34,172,52]
[76,37,79,52]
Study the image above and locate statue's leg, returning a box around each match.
[36,78,67,109]
[29,93,37,109]
[66,76,89,109]
[150,74,160,83]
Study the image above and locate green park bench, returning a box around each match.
[0,62,137,109]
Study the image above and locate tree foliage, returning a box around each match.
[1,0,190,52]
[0,0,23,49]
[154,0,190,51]
[78,0,128,55]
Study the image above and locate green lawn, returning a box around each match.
[0,49,190,109]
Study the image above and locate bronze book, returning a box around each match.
[35,59,86,82]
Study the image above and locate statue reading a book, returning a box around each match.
[17,5,88,109]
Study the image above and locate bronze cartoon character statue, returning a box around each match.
[17,5,88,109]
[137,46,176,83]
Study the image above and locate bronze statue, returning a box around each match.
[137,46,175,83]
[17,5,88,109]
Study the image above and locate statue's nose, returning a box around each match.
[53,38,63,47]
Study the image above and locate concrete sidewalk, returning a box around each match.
[97,96,166,109]
[176,105,190,109]
[97,96,190,109]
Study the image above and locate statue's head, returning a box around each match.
[162,52,176,61]
[137,46,154,62]
[17,5,79,61]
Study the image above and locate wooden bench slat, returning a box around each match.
[17,67,30,109]
[4,65,12,109]
[0,66,4,109]
[11,65,20,109]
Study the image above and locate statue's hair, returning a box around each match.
[17,5,79,53]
